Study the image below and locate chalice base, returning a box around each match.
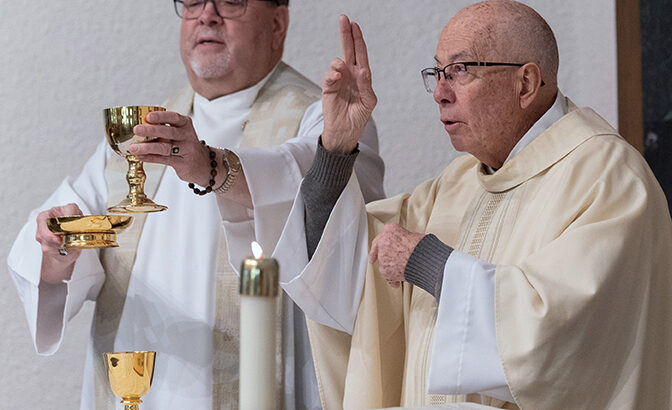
[64,233,119,248]
[121,397,143,410]
[107,197,168,214]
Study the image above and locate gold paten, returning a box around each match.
[104,105,168,213]
[105,351,156,410]
[239,257,279,297]
[47,215,133,248]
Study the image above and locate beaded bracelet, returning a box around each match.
[188,140,218,196]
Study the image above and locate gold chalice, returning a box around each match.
[105,351,156,410]
[103,105,167,213]
[47,215,133,248]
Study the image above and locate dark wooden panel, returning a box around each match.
[639,0,672,213]
[616,0,643,152]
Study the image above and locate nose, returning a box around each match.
[433,78,455,105]
[198,0,223,25]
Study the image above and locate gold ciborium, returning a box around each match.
[105,351,156,410]
[104,105,167,213]
[47,215,133,248]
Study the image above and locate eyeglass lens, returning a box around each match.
[176,0,247,19]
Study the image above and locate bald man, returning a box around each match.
[272,1,672,409]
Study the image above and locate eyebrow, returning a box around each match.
[434,51,475,66]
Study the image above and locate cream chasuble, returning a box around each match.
[282,104,672,409]
[94,62,320,409]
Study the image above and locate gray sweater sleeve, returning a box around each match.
[404,234,453,301]
[301,138,359,259]
[301,139,452,302]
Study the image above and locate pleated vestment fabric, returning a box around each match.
[308,103,672,410]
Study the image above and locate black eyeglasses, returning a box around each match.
[174,0,284,20]
[421,61,544,93]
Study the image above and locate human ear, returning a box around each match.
[271,6,289,50]
[518,63,543,109]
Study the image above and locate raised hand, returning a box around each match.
[321,15,378,154]
[369,223,425,288]
[36,203,83,283]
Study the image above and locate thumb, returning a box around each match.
[369,239,379,264]
[356,67,377,110]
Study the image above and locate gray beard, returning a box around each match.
[188,53,232,79]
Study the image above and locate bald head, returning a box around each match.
[449,0,559,88]
[433,1,560,168]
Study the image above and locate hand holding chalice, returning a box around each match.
[103,105,168,213]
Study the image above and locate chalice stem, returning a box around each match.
[125,155,149,205]
[121,397,143,410]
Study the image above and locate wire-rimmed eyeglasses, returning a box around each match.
[174,0,284,20]
[421,61,544,93]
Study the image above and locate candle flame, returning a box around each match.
[251,241,264,259]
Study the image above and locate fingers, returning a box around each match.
[352,22,369,70]
[323,58,345,88]
[145,111,189,127]
[339,15,355,65]
[62,203,83,216]
[330,58,347,72]
[36,203,83,248]
[134,112,193,141]
[129,140,174,157]
[323,70,342,87]
[37,229,64,250]
[133,123,180,141]
[344,20,376,110]
[37,203,82,221]
[369,235,379,264]
[340,16,371,72]
[132,153,178,167]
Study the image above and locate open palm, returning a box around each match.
[322,15,378,154]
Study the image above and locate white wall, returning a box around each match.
[0,1,616,408]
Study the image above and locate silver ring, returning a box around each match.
[58,247,68,256]
[171,146,180,155]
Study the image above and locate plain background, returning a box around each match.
[0,1,616,408]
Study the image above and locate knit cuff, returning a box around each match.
[304,136,359,188]
[404,234,453,301]
[301,137,359,259]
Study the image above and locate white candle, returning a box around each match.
[239,242,279,410]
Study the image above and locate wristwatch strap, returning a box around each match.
[214,149,241,195]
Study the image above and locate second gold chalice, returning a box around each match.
[103,105,167,213]
[105,351,156,410]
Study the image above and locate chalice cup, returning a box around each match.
[105,351,156,410]
[103,105,168,213]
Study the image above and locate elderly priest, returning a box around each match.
[271,1,672,409]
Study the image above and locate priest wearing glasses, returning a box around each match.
[273,1,672,408]
[8,1,384,409]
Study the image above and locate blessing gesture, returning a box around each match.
[321,15,377,154]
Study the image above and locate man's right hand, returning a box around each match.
[36,203,83,284]
[321,15,378,154]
